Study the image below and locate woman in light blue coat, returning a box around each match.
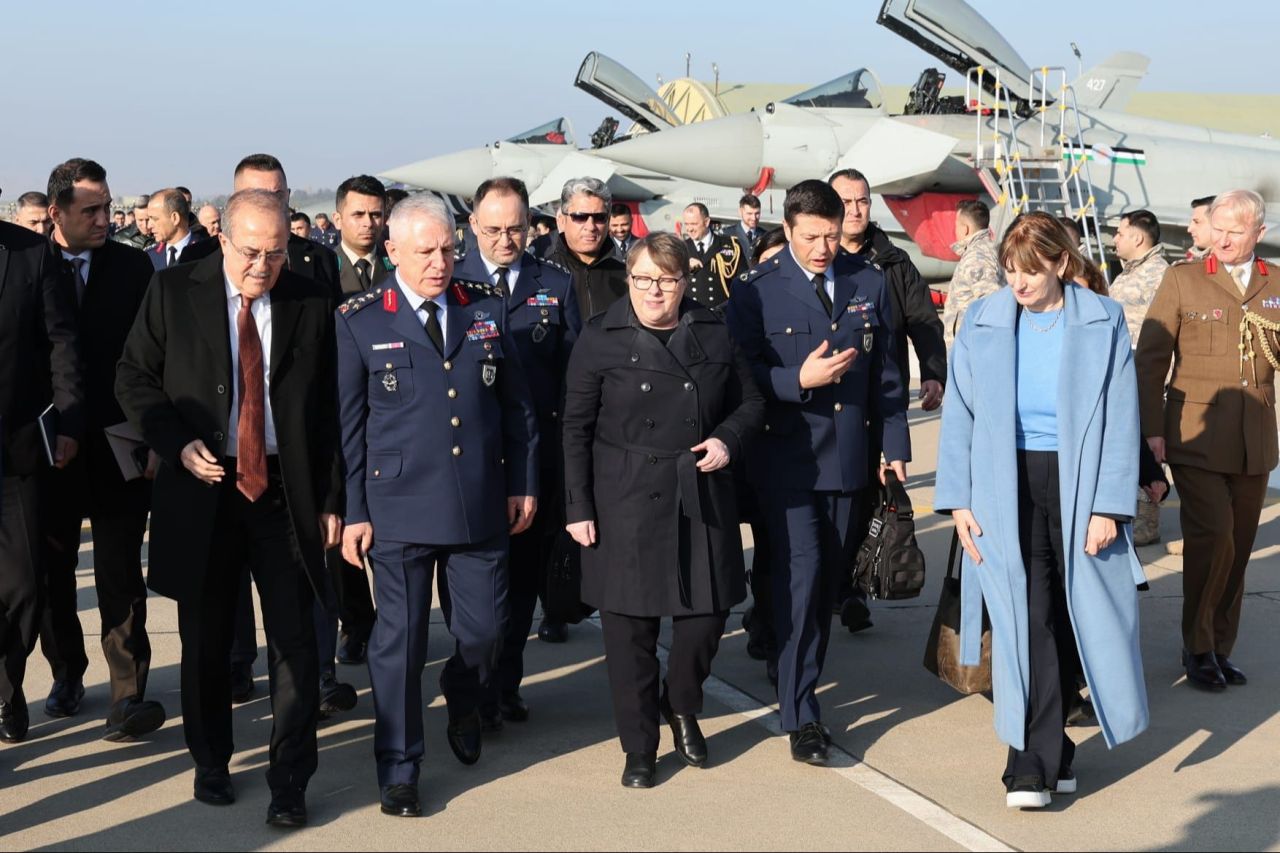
[935,213,1149,810]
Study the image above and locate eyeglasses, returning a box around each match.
[564,211,609,225]
[478,225,526,241]
[630,274,684,293]
[225,236,288,266]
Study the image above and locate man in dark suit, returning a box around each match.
[725,181,909,766]
[180,154,343,705]
[334,175,393,297]
[0,218,84,743]
[116,189,342,827]
[722,193,763,255]
[147,188,199,271]
[607,203,635,261]
[682,202,744,311]
[451,177,580,730]
[37,158,166,740]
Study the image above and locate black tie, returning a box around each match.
[71,257,88,306]
[747,229,756,246]
[812,273,833,316]
[424,301,445,354]
[355,258,372,291]
[495,267,511,302]
[167,245,177,267]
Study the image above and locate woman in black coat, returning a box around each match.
[562,232,765,788]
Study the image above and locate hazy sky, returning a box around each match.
[3,0,1277,199]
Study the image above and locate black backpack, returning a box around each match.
[853,471,926,600]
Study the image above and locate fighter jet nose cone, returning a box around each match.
[604,114,764,188]
[379,148,496,197]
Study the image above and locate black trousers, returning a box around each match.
[177,462,319,793]
[747,520,773,632]
[0,475,42,702]
[600,610,727,755]
[39,454,152,706]
[1004,450,1078,788]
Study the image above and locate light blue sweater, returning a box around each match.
[1015,307,1064,451]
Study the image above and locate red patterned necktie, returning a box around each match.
[236,295,268,501]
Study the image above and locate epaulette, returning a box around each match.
[338,286,383,316]
[538,256,571,277]
[452,276,505,299]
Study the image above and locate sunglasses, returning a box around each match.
[564,211,609,224]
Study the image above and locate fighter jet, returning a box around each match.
[378,51,956,278]
[599,0,1280,261]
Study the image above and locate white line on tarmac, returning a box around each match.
[587,618,1014,853]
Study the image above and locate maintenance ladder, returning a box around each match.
[966,66,1109,280]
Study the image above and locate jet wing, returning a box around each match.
[528,151,618,207]
[877,0,1035,103]
[835,117,959,195]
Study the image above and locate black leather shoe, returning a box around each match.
[1183,649,1227,691]
[1065,693,1097,728]
[380,784,422,817]
[336,633,368,665]
[660,692,707,768]
[266,790,307,828]
[194,766,235,806]
[104,698,166,742]
[446,711,482,765]
[498,693,529,723]
[1215,655,1247,685]
[839,596,873,634]
[319,675,357,717]
[0,691,30,743]
[479,708,504,734]
[44,679,85,718]
[621,752,657,788]
[746,620,776,661]
[789,722,830,766]
[537,618,568,643]
[230,665,255,704]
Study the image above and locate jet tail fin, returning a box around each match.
[1070,52,1150,112]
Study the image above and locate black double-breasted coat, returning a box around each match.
[562,296,764,617]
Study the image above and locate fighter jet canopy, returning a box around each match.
[505,118,575,146]
[877,0,1035,103]
[782,69,883,110]
[575,51,680,133]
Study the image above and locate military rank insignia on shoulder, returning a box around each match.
[339,286,383,316]
[451,277,503,305]
[541,258,571,276]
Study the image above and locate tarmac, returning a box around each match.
[2,391,1279,852]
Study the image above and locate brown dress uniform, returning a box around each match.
[1134,254,1278,656]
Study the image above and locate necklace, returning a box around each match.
[1021,304,1063,333]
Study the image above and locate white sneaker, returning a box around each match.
[1006,787,1052,809]
[1055,769,1077,795]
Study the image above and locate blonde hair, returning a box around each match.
[1209,189,1266,229]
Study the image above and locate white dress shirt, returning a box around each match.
[224,271,278,455]
[1225,254,1256,290]
[790,246,835,303]
[167,231,194,263]
[480,254,522,296]
[396,274,448,349]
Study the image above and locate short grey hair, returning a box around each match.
[559,176,611,209]
[387,193,455,240]
[223,188,289,239]
[1209,189,1267,229]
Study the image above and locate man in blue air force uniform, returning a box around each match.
[726,180,910,766]
[336,195,538,818]
[449,177,580,729]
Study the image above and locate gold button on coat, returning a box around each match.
[452,446,462,456]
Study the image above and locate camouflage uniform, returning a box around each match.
[1110,245,1170,346]
[942,231,1001,348]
